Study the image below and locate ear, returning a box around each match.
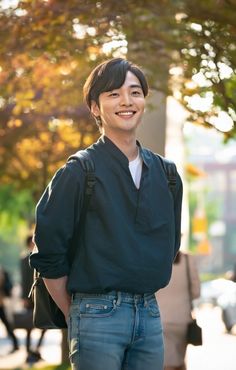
[91,100,100,118]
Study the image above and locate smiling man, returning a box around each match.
[30,58,183,370]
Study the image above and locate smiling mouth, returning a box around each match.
[115,111,136,117]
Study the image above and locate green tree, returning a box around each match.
[0,0,235,194]
[0,0,235,254]
[0,1,235,129]
[0,1,235,166]
[0,0,235,280]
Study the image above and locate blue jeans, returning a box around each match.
[67,291,164,370]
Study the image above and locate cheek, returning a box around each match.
[99,102,113,117]
[139,100,146,113]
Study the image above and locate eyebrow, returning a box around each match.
[129,84,142,89]
[106,84,143,93]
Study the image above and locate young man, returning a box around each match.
[30,57,183,370]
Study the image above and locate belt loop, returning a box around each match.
[116,291,122,306]
[144,293,148,307]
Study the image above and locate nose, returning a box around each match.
[119,92,133,106]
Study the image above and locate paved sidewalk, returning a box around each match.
[0,328,62,369]
[1,304,236,369]
[186,304,236,370]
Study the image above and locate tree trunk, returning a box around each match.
[137,91,166,155]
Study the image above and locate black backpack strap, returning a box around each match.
[66,151,96,264]
[68,151,96,209]
[157,155,177,196]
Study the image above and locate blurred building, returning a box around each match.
[185,124,236,274]
[138,92,236,275]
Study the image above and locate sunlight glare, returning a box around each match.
[185,92,213,112]
[190,23,202,32]
[217,62,233,79]
[209,111,234,133]
[192,72,212,87]
[102,39,128,56]
[0,0,18,9]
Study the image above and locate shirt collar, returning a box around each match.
[136,141,150,168]
[96,135,150,168]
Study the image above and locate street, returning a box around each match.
[186,304,236,370]
[0,303,235,369]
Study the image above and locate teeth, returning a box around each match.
[117,111,134,116]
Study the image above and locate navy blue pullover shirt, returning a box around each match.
[30,136,183,294]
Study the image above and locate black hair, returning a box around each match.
[83,58,149,116]
[26,235,33,247]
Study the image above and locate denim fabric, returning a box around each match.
[67,291,164,370]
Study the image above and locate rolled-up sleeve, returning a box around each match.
[30,161,83,278]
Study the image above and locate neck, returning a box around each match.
[104,131,138,161]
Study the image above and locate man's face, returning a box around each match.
[91,71,146,136]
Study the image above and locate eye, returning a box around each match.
[107,91,119,97]
[131,90,142,96]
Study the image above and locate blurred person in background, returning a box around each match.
[20,235,46,364]
[231,263,236,282]
[0,266,19,354]
[156,251,200,370]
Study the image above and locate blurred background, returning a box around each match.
[0,0,235,369]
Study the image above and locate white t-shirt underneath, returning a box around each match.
[129,151,143,189]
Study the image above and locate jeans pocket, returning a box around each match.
[146,297,160,318]
[67,304,80,368]
[79,298,116,318]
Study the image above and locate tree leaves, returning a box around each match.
[0,0,235,199]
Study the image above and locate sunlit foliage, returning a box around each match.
[0,0,235,199]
